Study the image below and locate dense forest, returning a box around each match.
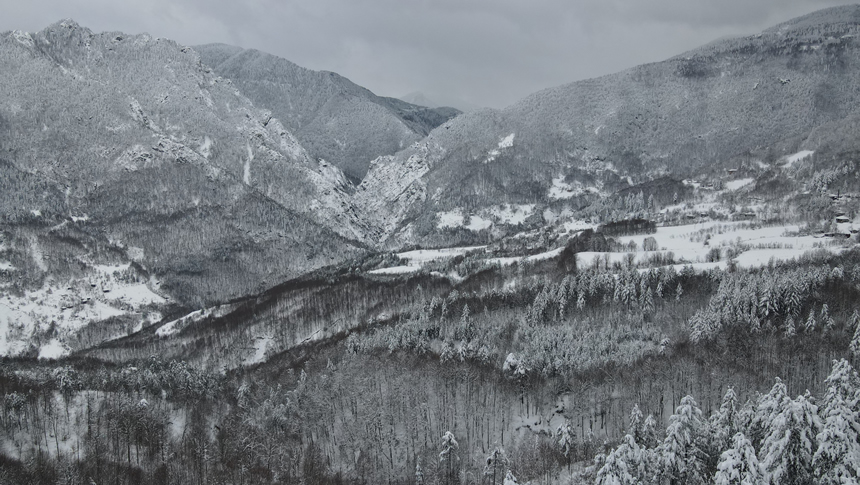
[6,7,860,485]
[3,246,860,484]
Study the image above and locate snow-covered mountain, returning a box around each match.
[0,20,369,356]
[194,44,461,183]
[358,5,860,244]
[6,7,860,356]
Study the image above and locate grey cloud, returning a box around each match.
[0,0,853,108]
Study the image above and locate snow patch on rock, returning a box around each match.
[485,133,515,163]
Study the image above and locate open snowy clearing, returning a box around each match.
[369,246,487,275]
[155,303,239,338]
[370,221,853,277]
[724,178,754,191]
[783,149,814,167]
[0,264,168,357]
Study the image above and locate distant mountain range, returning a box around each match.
[4,6,860,355]
[195,45,460,182]
[357,5,860,243]
[400,91,483,113]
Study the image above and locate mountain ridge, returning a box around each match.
[194,43,461,182]
[354,4,860,244]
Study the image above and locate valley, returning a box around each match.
[3,5,860,485]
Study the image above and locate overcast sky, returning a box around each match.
[0,0,852,108]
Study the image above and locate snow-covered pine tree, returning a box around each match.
[642,414,659,449]
[821,303,836,332]
[629,404,644,444]
[805,310,817,333]
[484,447,509,485]
[657,395,708,484]
[415,462,424,485]
[595,434,642,485]
[850,324,860,358]
[711,388,740,453]
[751,378,790,447]
[759,393,821,485]
[812,359,860,484]
[713,432,763,485]
[439,431,459,485]
[556,420,576,472]
[783,316,796,339]
[503,470,518,485]
[643,288,655,317]
[850,309,860,331]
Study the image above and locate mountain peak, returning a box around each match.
[764,4,860,33]
[43,18,88,33]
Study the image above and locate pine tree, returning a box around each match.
[805,310,817,333]
[751,378,790,448]
[783,316,796,339]
[675,283,684,301]
[850,309,860,331]
[822,303,836,332]
[629,404,644,444]
[711,388,741,453]
[657,395,707,484]
[415,462,424,485]
[556,420,576,472]
[850,324,860,358]
[813,359,860,484]
[642,414,659,449]
[643,288,655,317]
[484,447,509,485]
[596,435,642,485]
[713,433,763,485]
[439,431,460,485]
[759,394,821,485]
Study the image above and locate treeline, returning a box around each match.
[593,358,860,485]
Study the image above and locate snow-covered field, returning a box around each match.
[155,303,240,338]
[0,263,168,358]
[369,220,853,277]
[783,149,814,167]
[591,221,847,269]
[725,178,754,191]
[368,246,486,275]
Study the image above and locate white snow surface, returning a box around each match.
[548,176,577,199]
[489,204,535,225]
[784,150,814,167]
[484,133,515,163]
[38,339,69,360]
[437,210,464,229]
[725,178,754,190]
[498,133,515,149]
[243,143,253,184]
[245,336,273,366]
[369,246,487,275]
[575,221,848,271]
[155,303,239,338]
[466,215,493,231]
[199,136,212,158]
[0,263,168,357]
[486,248,565,267]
